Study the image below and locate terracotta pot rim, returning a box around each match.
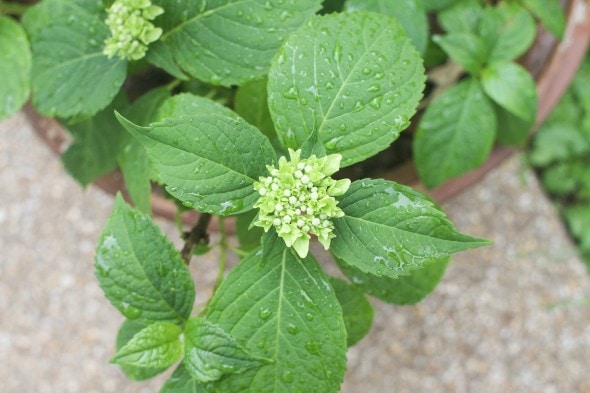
[24,0,590,232]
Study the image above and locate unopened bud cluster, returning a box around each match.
[253,149,350,258]
[103,0,163,61]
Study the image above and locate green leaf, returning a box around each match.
[115,320,167,381]
[0,16,31,121]
[110,322,183,369]
[344,0,428,54]
[423,0,458,11]
[95,195,195,324]
[413,78,497,189]
[433,32,487,74]
[205,232,347,393]
[152,0,322,86]
[268,11,425,167]
[520,0,565,38]
[529,123,590,166]
[336,256,450,305]
[183,318,269,383]
[481,61,537,124]
[564,205,590,252]
[25,0,126,118]
[116,97,276,216]
[438,0,483,33]
[493,102,531,146]
[161,364,208,393]
[234,77,279,148]
[321,0,345,14]
[118,88,172,214]
[61,96,128,186]
[155,93,240,121]
[331,179,490,278]
[146,41,189,80]
[236,209,264,251]
[486,3,536,62]
[328,277,374,347]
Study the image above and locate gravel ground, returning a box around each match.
[1,111,589,393]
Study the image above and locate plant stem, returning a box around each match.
[180,213,212,265]
[214,217,228,291]
[0,1,29,16]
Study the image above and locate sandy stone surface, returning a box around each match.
[1,111,589,393]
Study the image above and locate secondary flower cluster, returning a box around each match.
[253,149,350,258]
[103,0,164,61]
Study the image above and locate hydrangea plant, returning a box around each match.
[0,0,568,391]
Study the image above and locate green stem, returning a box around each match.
[165,78,181,91]
[0,1,29,16]
[214,217,228,291]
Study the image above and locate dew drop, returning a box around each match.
[287,324,299,335]
[120,302,142,319]
[283,86,298,99]
[368,84,380,93]
[305,313,314,321]
[259,308,272,320]
[281,371,294,383]
[182,200,194,208]
[362,67,371,75]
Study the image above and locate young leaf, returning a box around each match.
[183,318,269,383]
[115,105,276,216]
[493,102,531,146]
[161,364,208,393]
[520,0,565,39]
[61,96,129,186]
[151,0,322,86]
[115,320,167,381]
[331,179,490,278]
[433,33,487,74]
[0,16,31,121]
[205,232,347,393]
[95,194,195,324]
[329,277,374,347]
[438,0,483,33]
[336,256,450,305]
[413,78,497,189]
[25,0,126,118]
[481,61,538,124]
[486,3,536,62]
[268,11,425,167]
[344,0,428,54]
[145,41,189,81]
[110,322,183,369]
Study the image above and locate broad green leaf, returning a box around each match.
[205,232,347,393]
[146,41,189,80]
[95,195,195,324]
[564,205,590,253]
[183,318,269,383]
[329,277,374,347]
[116,320,167,381]
[336,256,450,305]
[486,3,536,62]
[481,61,537,124]
[268,11,425,167]
[155,93,239,121]
[61,96,128,186]
[438,0,483,33]
[520,0,565,38]
[331,179,490,278]
[234,77,279,147]
[26,0,126,118]
[433,33,487,74]
[344,0,428,54]
[152,0,322,86]
[111,322,183,369]
[413,78,497,189]
[118,88,172,214]
[493,102,531,146]
[541,162,581,196]
[161,364,208,393]
[0,16,31,121]
[116,102,276,216]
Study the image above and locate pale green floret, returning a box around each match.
[103,0,164,61]
[253,149,351,258]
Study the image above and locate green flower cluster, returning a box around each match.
[253,149,351,258]
[103,0,163,61]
